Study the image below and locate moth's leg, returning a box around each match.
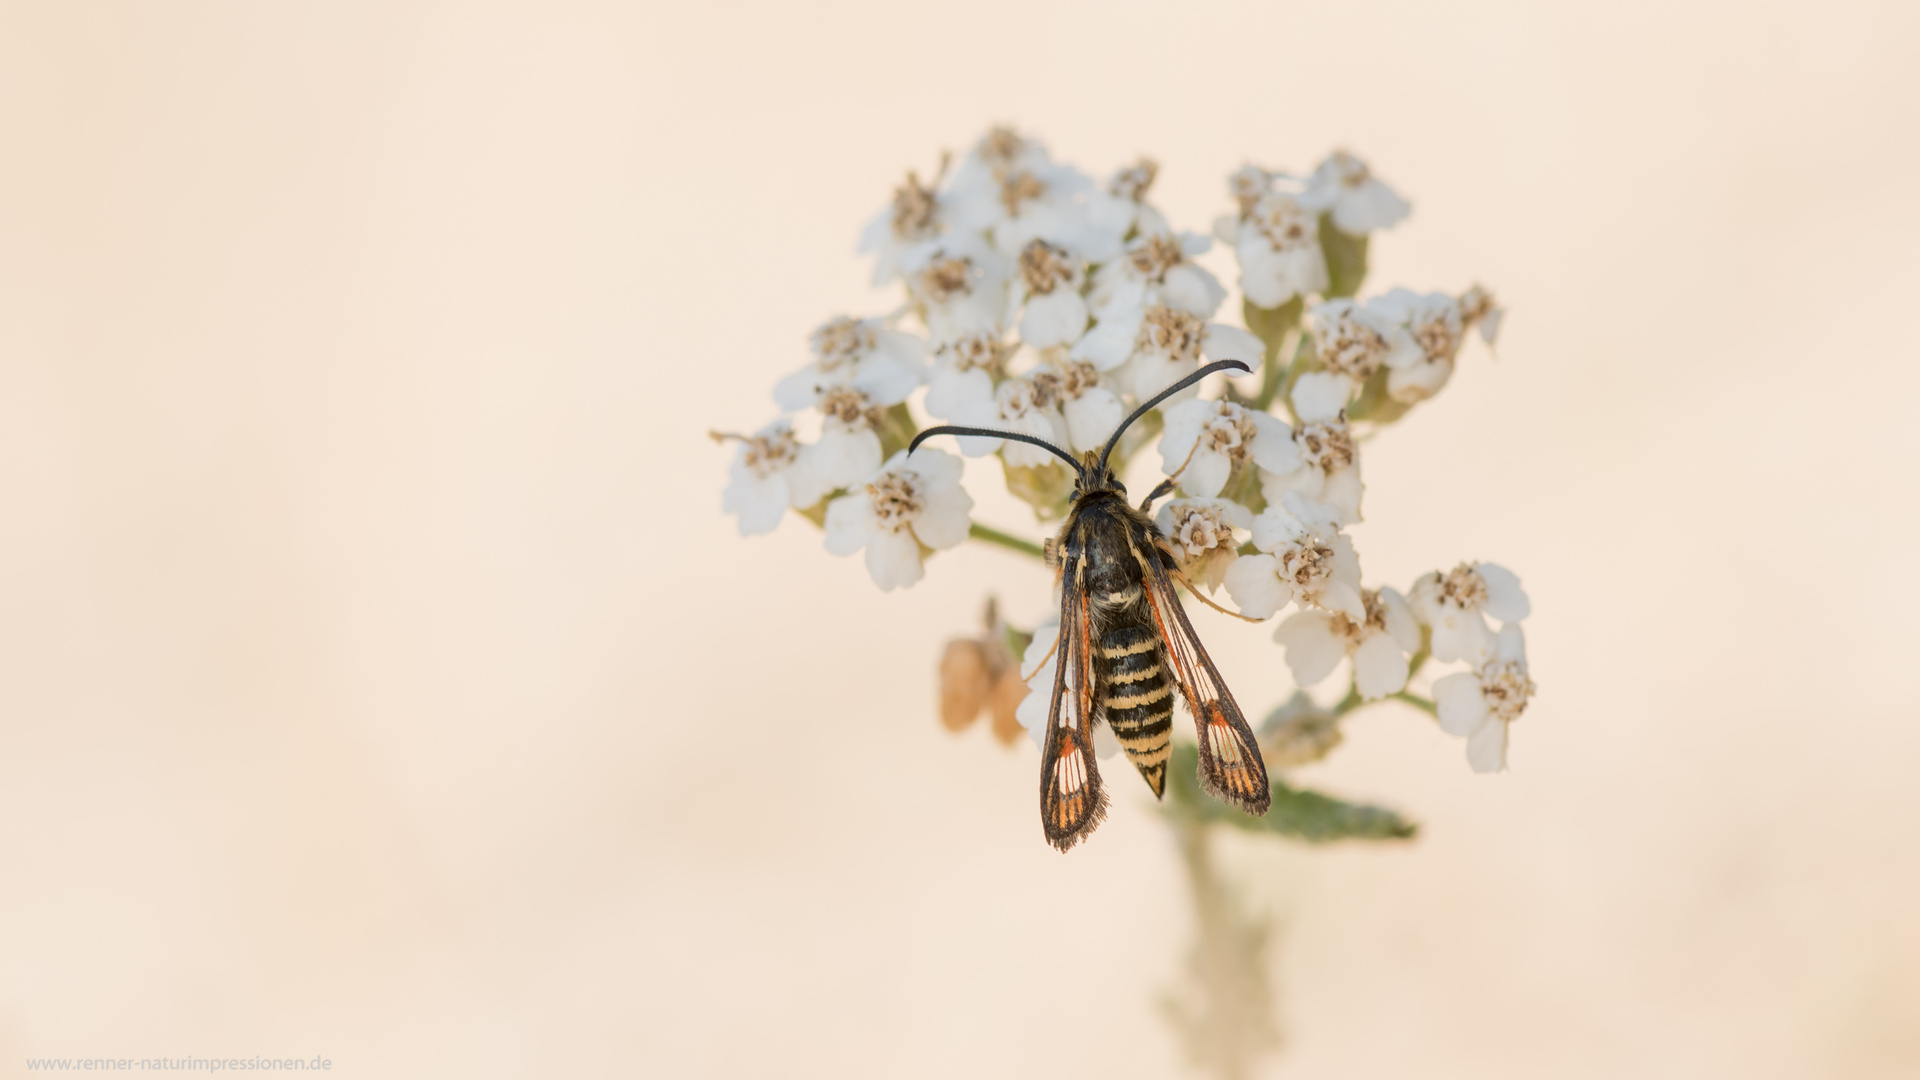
[1171,567,1265,623]
[1141,434,1206,511]
[1024,628,1060,673]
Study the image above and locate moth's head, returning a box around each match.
[1075,450,1124,496]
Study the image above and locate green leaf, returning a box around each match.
[1164,743,1418,843]
[1318,214,1370,299]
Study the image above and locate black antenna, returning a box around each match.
[1098,359,1252,468]
[908,425,1085,476]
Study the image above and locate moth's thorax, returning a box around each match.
[1049,495,1154,625]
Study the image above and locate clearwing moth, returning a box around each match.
[912,359,1272,851]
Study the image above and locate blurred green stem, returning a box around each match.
[1330,683,1364,718]
[1388,691,1438,717]
[1162,815,1280,1080]
[967,522,1046,561]
[1242,296,1303,417]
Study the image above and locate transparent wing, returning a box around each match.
[1039,555,1110,850]
[1139,541,1272,815]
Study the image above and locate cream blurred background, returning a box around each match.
[2,2,1917,1076]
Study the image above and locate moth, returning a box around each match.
[912,359,1271,851]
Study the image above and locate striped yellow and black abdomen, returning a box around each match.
[1094,611,1175,798]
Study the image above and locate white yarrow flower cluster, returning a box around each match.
[1260,394,1363,525]
[720,127,1536,781]
[1215,166,1329,309]
[1288,287,1508,412]
[1410,562,1536,770]
[1158,398,1296,499]
[1298,150,1412,235]
[1223,492,1363,620]
[823,449,973,591]
[717,310,937,566]
[1156,498,1252,592]
[1275,586,1421,700]
[1294,298,1424,411]
[722,125,1266,583]
[1435,623,1536,773]
[718,419,825,537]
[1255,556,1535,770]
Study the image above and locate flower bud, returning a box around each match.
[938,639,992,732]
[988,667,1029,746]
[1258,692,1344,767]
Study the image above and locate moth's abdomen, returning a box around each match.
[1096,621,1174,798]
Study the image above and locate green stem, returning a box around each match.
[1251,329,1296,413]
[1330,684,1363,718]
[1162,814,1281,1078]
[1331,649,1435,720]
[968,522,1046,561]
[1388,691,1438,717]
[1335,687,1438,721]
[1273,334,1315,425]
[1244,296,1303,416]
